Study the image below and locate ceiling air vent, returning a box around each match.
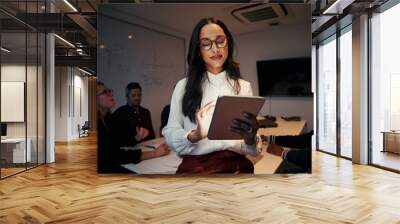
[232,4,287,24]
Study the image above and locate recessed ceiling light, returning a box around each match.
[99,44,105,49]
[54,34,75,48]
[1,47,11,53]
[63,0,78,12]
[78,67,93,76]
[128,35,133,39]
[322,0,354,15]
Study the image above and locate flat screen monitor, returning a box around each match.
[257,57,312,97]
[1,123,7,137]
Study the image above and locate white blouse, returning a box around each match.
[162,70,262,156]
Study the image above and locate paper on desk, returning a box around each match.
[139,138,164,149]
[121,145,157,152]
[142,142,162,149]
[120,145,142,151]
[122,150,182,174]
[120,138,164,152]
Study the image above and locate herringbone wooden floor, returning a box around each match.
[1,135,400,224]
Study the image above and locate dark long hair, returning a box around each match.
[182,18,241,122]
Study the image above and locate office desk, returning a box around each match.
[122,119,307,174]
[258,119,307,136]
[1,138,32,164]
[250,119,307,174]
[381,131,400,154]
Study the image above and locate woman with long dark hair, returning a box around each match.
[162,18,261,173]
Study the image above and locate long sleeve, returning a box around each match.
[97,115,141,173]
[108,114,142,165]
[110,107,138,147]
[118,148,142,165]
[141,108,156,141]
[162,79,198,155]
[284,147,311,172]
[268,131,313,173]
[163,75,262,157]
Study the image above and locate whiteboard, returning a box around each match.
[98,7,186,137]
[1,82,25,122]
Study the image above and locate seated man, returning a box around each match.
[112,82,156,145]
[263,131,313,173]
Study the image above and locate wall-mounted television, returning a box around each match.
[1,123,7,138]
[257,57,312,97]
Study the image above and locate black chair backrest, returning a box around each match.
[82,121,90,129]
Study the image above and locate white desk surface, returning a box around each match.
[1,138,28,144]
[258,119,307,136]
[123,119,306,174]
[122,149,181,175]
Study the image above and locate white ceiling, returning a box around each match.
[105,3,309,36]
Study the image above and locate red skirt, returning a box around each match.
[176,150,254,174]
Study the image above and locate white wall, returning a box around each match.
[235,23,313,130]
[55,67,89,141]
[55,67,69,141]
[1,64,46,163]
[1,65,28,138]
[1,65,44,135]
[72,73,89,138]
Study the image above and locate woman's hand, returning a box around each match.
[230,111,259,145]
[141,143,171,160]
[188,101,215,143]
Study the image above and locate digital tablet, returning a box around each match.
[207,95,266,140]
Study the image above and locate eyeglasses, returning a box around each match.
[97,88,113,97]
[199,35,227,51]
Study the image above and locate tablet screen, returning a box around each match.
[207,96,265,140]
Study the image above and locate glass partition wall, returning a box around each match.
[316,25,353,159]
[317,35,337,155]
[0,1,46,179]
[339,27,352,159]
[370,2,400,171]
[316,0,400,171]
